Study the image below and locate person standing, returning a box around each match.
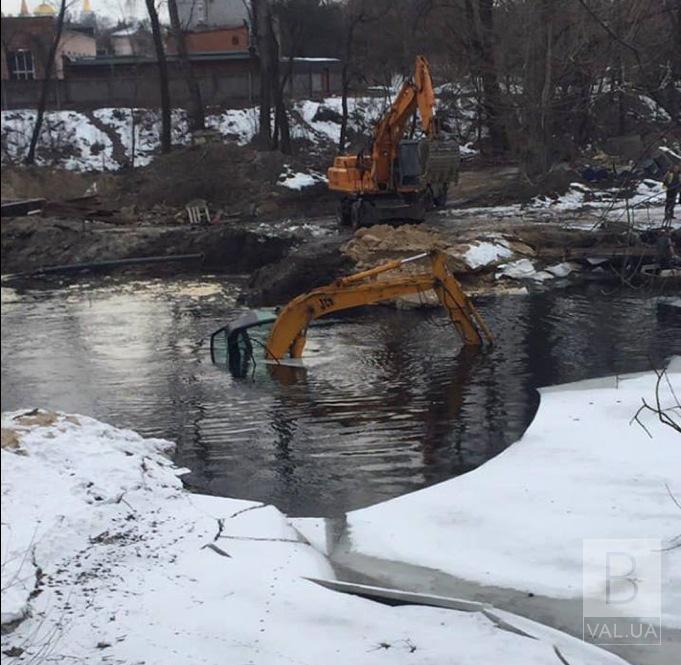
[663,164,681,225]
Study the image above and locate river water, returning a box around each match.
[2,276,679,516]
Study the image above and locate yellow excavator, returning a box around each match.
[210,250,492,375]
[328,56,459,228]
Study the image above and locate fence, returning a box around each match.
[1,69,342,111]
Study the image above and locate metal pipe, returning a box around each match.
[399,251,429,265]
[9,253,205,278]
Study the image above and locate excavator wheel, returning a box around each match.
[423,186,436,212]
[432,182,449,208]
[337,198,353,227]
[350,199,366,229]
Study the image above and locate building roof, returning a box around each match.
[66,50,254,66]
[182,24,247,35]
[293,57,341,63]
[66,52,341,67]
[110,28,137,37]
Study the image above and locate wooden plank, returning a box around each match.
[1,199,45,218]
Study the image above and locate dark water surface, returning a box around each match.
[2,276,679,516]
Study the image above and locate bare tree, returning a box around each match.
[632,366,681,437]
[463,0,509,155]
[25,0,67,165]
[167,0,206,132]
[338,0,389,154]
[144,0,171,153]
[251,0,292,153]
[517,0,555,178]
[251,0,273,146]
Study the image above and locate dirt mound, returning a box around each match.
[117,143,283,209]
[343,224,448,266]
[342,224,542,279]
[1,166,101,201]
[111,142,334,220]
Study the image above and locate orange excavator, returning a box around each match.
[210,250,492,374]
[328,56,459,228]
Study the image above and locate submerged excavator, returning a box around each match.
[328,55,459,228]
[211,250,492,376]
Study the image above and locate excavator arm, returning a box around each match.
[264,250,493,361]
[327,55,441,200]
[370,55,436,187]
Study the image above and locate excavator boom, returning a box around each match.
[370,55,436,186]
[263,250,493,361]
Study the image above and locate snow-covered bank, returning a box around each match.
[335,363,681,631]
[0,97,388,173]
[443,178,674,228]
[1,410,625,664]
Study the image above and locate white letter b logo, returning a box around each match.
[606,551,638,605]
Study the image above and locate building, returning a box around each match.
[165,24,250,55]
[1,15,54,81]
[1,0,342,109]
[109,27,141,56]
[176,0,249,30]
[57,26,97,76]
[1,1,96,81]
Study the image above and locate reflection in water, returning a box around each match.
[2,277,680,516]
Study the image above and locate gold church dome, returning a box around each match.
[33,2,57,16]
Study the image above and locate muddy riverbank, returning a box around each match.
[4,210,678,304]
[1,216,298,275]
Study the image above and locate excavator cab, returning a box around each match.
[396,140,425,188]
[210,309,277,377]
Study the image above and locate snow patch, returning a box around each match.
[278,164,327,190]
[496,258,538,279]
[545,261,579,278]
[464,239,513,269]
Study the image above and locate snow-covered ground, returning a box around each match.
[277,163,327,190]
[0,92,479,175]
[1,409,630,664]
[0,97,391,173]
[443,178,674,229]
[329,362,681,633]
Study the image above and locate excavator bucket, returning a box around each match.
[424,139,460,189]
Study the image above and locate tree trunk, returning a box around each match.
[338,23,355,155]
[144,0,171,154]
[168,0,205,132]
[270,25,291,154]
[522,0,554,178]
[476,0,510,154]
[338,63,350,154]
[25,0,67,165]
[462,0,509,156]
[253,0,272,146]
